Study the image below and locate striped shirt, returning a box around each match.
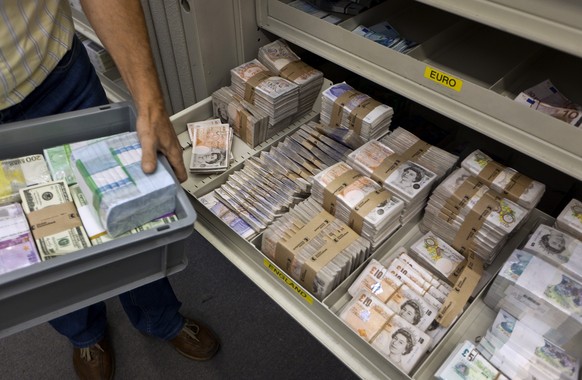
[0,0,75,110]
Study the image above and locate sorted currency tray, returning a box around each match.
[0,102,196,338]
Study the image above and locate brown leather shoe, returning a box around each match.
[73,336,114,380]
[169,318,220,361]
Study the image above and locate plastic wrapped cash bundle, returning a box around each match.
[0,203,41,274]
[347,139,437,224]
[461,149,545,209]
[422,168,530,264]
[311,162,404,249]
[556,198,582,241]
[258,39,324,116]
[0,154,52,205]
[436,340,508,380]
[483,249,582,357]
[261,197,370,300]
[477,309,580,380]
[71,132,177,237]
[187,119,233,173]
[320,82,393,141]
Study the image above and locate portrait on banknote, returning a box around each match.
[387,162,435,197]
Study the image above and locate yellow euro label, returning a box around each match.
[424,66,463,92]
[264,258,314,305]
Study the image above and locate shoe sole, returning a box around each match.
[174,343,220,361]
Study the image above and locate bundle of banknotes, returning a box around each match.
[461,149,545,209]
[258,39,324,117]
[514,79,582,127]
[556,198,582,241]
[421,167,530,263]
[230,59,299,127]
[0,154,52,205]
[483,249,582,355]
[19,181,91,260]
[311,161,404,250]
[477,309,580,380]
[0,203,41,274]
[211,86,269,148]
[71,132,177,237]
[262,197,371,300]
[320,82,394,141]
[319,0,368,15]
[338,289,431,374]
[287,0,342,24]
[198,191,258,241]
[436,340,508,380]
[347,139,437,224]
[379,127,458,181]
[352,21,418,53]
[188,119,233,173]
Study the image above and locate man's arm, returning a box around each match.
[79,0,188,182]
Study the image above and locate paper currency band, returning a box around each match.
[400,140,433,163]
[350,188,393,235]
[280,60,315,82]
[330,89,360,129]
[371,153,405,183]
[479,161,533,201]
[26,201,83,239]
[439,176,485,223]
[302,223,360,293]
[347,97,382,136]
[244,70,275,103]
[322,168,363,214]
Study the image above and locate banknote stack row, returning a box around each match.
[556,198,582,242]
[483,248,582,359]
[320,82,394,141]
[352,21,418,53]
[421,167,530,264]
[288,0,374,23]
[435,340,508,380]
[287,0,342,24]
[476,309,579,380]
[188,119,234,173]
[262,197,371,300]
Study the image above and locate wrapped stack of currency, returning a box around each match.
[523,224,582,283]
[339,290,431,374]
[211,86,269,148]
[258,39,324,116]
[19,181,91,260]
[352,21,418,53]
[347,139,437,224]
[230,59,299,127]
[261,197,370,300]
[0,203,41,275]
[436,340,508,380]
[71,132,177,237]
[0,154,52,205]
[422,167,530,263]
[320,82,394,141]
[461,149,545,209]
[556,198,582,241]
[198,191,257,241]
[188,119,233,173]
[514,79,582,127]
[307,120,366,150]
[478,308,580,380]
[409,231,467,284]
[379,127,458,180]
[299,122,354,161]
[483,249,582,354]
[287,0,342,24]
[319,0,368,15]
[311,161,404,249]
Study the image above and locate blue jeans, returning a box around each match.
[0,35,184,347]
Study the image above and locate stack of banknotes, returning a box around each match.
[421,167,530,263]
[461,149,545,209]
[71,132,177,237]
[0,203,41,274]
[338,289,431,374]
[347,139,437,224]
[483,249,582,355]
[379,127,458,180]
[230,59,299,127]
[352,21,418,53]
[262,197,371,300]
[258,39,324,116]
[19,181,91,260]
[319,0,368,15]
[556,198,582,241]
[188,119,233,173]
[198,191,257,241]
[0,154,52,205]
[287,0,342,24]
[211,86,269,148]
[435,340,508,380]
[311,161,404,249]
[477,309,580,380]
[409,231,466,285]
[320,82,394,141]
[514,79,582,127]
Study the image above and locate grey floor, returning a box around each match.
[0,230,359,380]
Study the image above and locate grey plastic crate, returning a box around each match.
[0,102,196,338]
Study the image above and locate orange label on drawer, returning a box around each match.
[264,258,314,305]
[424,66,463,92]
